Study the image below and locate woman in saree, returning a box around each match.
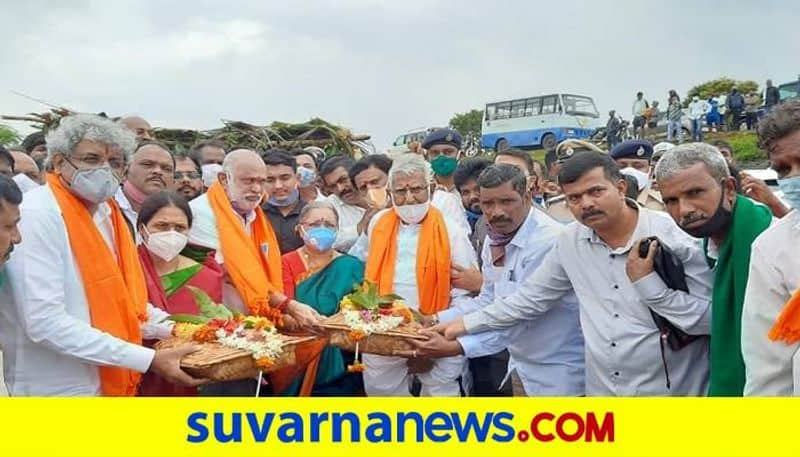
[136,191,224,396]
[280,201,365,395]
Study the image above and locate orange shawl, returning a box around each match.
[769,287,800,344]
[364,207,451,315]
[46,174,147,396]
[206,182,283,316]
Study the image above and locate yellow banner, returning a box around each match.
[0,398,797,457]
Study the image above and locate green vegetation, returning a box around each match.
[449,109,483,137]
[0,124,20,146]
[685,77,759,105]
[706,131,766,164]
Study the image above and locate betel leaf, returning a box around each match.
[349,291,374,310]
[187,286,233,319]
[167,314,210,325]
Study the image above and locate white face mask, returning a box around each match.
[393,201,430,224]
[68,165,120,204]
[201,164,223,187]
[12,173,41,193]
[620,166,650,191]
[144,228,188,262]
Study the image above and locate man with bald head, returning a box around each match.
[9,150,42,193]
[119,116,154,141]
[189,149,322,341]
[114,141,175,238]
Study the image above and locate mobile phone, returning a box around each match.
[638,236,659,258]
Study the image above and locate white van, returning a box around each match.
[386,127,441,155]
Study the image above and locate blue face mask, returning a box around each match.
[297,167,317,187]
[302,226,337,252]
[778,175,800,210]
[268,188,300,207]
[465,209,481,226]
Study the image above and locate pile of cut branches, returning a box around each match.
[3,104,371,156]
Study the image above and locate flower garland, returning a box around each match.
[338,282,415,373]
[173,316,283,368]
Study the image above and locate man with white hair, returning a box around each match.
[656,142,773,396]
[0,114,205,396]
[188,149,321,327]
[349,154,477,396]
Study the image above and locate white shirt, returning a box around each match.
[689,100,709,120]
[432,189,472,236]
[326,194,366,253]
[0,185,172,396]
[440,208,585,396]
[114,187,139,242]
[463,205,713,396]
[188,193,258,315]
[350,208,477,312]
[742,210,800,396]
[632,99,648,117]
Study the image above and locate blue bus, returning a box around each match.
[481,93,602,151]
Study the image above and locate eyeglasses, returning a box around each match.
[65,156,124,171]
[174,171,201,180]
[301,220,337,229]
[389,185,429,202]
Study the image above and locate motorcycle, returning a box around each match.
[591,116,632,145]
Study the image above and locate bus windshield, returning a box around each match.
[778,82,799,102]
[562,94,599,118]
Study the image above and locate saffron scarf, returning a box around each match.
[46,174,147,396]
[703,195,772,396]
[206,182,283,315]
[365,207,451,315]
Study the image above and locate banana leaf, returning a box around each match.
[187,286,234,320]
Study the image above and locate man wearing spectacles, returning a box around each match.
[172,150,203,201]
[349,154,477,396]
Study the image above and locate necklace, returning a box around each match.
[300,247,335,273]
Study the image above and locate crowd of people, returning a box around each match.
[0,99,799,397]
[606,80,783,146]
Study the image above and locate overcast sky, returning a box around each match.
[2,0,798,150]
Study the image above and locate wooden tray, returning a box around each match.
[156,334,316,382]
[321,313,426,357]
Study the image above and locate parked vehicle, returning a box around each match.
[387,127,440,155]
[481,93,603,151]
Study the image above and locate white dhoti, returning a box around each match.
[363,353,467,396]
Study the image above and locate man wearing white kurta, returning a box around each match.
[188,149,321,326]
[740,103,800,396]
[351,154,477,396]
[0,115,198,396]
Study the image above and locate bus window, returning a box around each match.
[525,97,541,116]
[496,102,511,119]
[541,96,558,115]
[511,100,526,118]
[562,94,599,118]
[393,136,405,146]
[485,104,497,121]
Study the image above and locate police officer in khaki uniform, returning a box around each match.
[609,139,666,211]
[544,139,606,223]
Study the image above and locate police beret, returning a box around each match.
[554,139,604,162]
[421,128,462,150]
[609,139,653,161]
